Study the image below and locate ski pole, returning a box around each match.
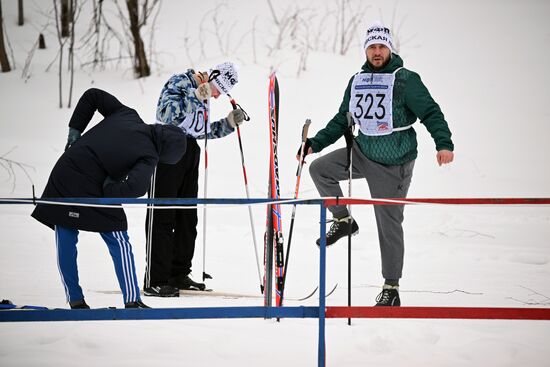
[145,166,157,288]
[201,70,220,282]
[280,118,311,307]
[345,112,355,326]
[201,101,211,281]
[227,95,264,294]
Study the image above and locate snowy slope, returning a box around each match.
[1,0,549,366]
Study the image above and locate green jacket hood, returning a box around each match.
[361,53,403,73]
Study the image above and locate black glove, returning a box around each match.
[103,176,118,191]
[296,138,312,162]
[65,127,81,151]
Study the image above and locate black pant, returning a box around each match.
[145,137,200,287]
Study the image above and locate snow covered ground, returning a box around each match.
[1,0,549,366]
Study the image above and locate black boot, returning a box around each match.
[169,274,206,291]
[125,300,151,309]
[316,216,359,247]
[143,285,179,297]
[375,286,401,306]
[69,299,90,309]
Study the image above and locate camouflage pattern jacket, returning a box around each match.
[156,70,234,139]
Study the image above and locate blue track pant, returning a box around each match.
[55,226,141,304]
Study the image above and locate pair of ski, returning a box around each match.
[263,72,337,308]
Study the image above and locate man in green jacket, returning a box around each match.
[300,22,454,306]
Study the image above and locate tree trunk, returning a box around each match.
[38,33,46,49]
[61,0,69,37]
[18,0,24,26]
[0,1,12,72]
[53,0,63,107]
[126,0,150,78]
[92,0,102,66]
[67,0,76,107]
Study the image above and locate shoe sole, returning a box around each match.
[143,292,179,298]
[178,286,206,291]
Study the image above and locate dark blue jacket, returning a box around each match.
[32,88,187,232]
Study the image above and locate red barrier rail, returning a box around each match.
[323,198,550,206]
[326,306,550,320]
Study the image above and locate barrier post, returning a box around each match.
[318,202,327,367]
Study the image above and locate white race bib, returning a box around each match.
[349,68,402,136]
[177,104,210,138]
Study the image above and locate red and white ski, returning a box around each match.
[264,72,284,308]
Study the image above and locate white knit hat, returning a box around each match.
[210,62,238,95]
[363,21,394,51]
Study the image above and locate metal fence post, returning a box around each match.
[318,201,327,367]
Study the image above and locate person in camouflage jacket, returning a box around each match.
[144,62,245,297]
[300,22,454,306]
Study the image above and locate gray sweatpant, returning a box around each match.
[309,142,415,281]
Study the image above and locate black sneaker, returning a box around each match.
[169,275,206,291]
[143,285,179,297]
[316,217,359,247]
[69,299,90,309]
[125,300,151,309]
[375,286,401,306]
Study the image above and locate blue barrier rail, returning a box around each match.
[0,196,329,367]
[0,306,320,322]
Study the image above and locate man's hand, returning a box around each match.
[296,139,312,161]
[227,108,245,128]
[194,82,212,101]
[437,150,454,166]
[65,127,81,151]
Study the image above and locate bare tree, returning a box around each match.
[197,3,251,59]
[67,0,76,107]
[53,0,66,107]
[265,5,299,56]
[0,147,35,193]
[124,0,158,78]
[146,0,161,72]
[18,0,24,26]
[90,0,103,66]
[337,0,366,55]
[21,36,39,80]
[331,0,368,55]
[61,0,70,37]
[21,16,49,80]
[38,33,46,49]
[79,0,128,71]
[78,0,104,69]
[0,0,11,72]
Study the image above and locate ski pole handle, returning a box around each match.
[228,95,251,121]
[302,118,311,143]
[296,118,312,177]
[208,69,221,83]
[296,118,312,172]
